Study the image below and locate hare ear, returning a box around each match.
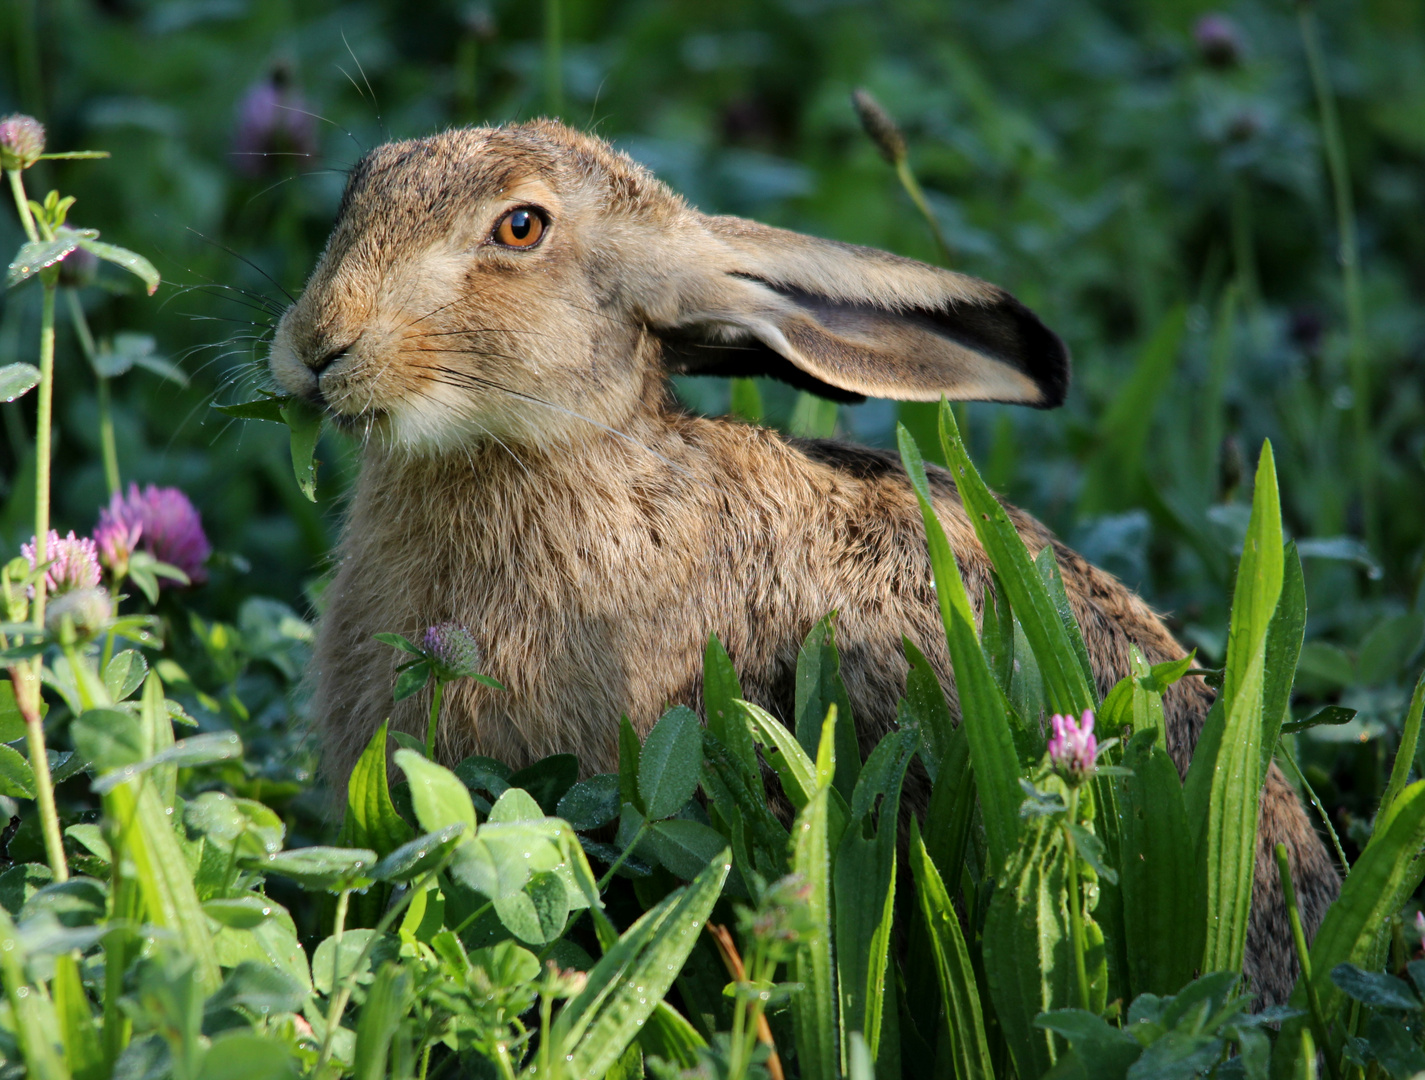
[652,215,1069,408]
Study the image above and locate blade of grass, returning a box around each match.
[898,422,1022,873]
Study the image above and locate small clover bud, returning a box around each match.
[45,586,113,642]
[1047,709,1098,787]
[0,114,45,171]
[851,88,907,166]
[1193,14,1245,69]
[422,621,482,680]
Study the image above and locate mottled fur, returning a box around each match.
[270,120,1337,1006]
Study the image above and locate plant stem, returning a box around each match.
[596,820,650,891]
[317,888,352,1075]
[425,678,444,759]
[1297,2,1373,551]
[895,157,952,265]
[33,279,56,627]
[1277,745,1350,876]
[11,664,67,882]
[1064,788,1093,1013]
[1276,842,1342,1080]
[5,168,39,241]
[64,289,119,496]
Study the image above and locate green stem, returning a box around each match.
[1297,2,1372,550]
[1277,744,1350,877]
[5,168,39,242]
[1064,788,1093,1013]
[418,1043,432,1080]
[317,888,352,1076]
[1276,843,1342,1080]
[426,679,444,759]
[12,666,67,882]
[894,157,952,265]
[64,290,119,496]
[537,982,553,1077]
[596,820,650,891]
[33,279,55,628]
[492,1039,519,1080]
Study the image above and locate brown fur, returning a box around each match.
[269,120,1337,1006]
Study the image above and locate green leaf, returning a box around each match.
[394,749,477,834]
[789,712,842,1080]
[341,721,415,858]
[1280,780,1425,1063]
[1115,730,1203,998]
[639,705,704,820]
[202,896,276,929]
[1328,964,1421,1011]
[184,792,285,857]
[646,818,729,881]
[901,636,955,782]
[1280,705,1356,734]
[0,363,41,403]
[392,661,431,701]
[90,732,243,795]
[1035,1010,1141,1079]
[557,773,621,831]
[910,819,995,1080]
[1200,442,1284,975]
[936,403,1097,716]
[507,753,578,814]
[1260,543,1306,777]
[0,907,69,1080]
[205,961,306,1018]
[352,963,411,1080]
[618,714,643,815]
[279,398,322,501]
[252,846,377,891]
[76,237,159,294]
[837,728,914,1067]
[213,395,289,423]
[704,634,760,787]
[1100,646,1169,754]
[494,868,569,944]
[70,707,145,774]
[739,698,816,811]
[636,1001,708,1070]
[0,744,36,799]
[898,421,1023,873]
[1035,546,1097,693]
[794,615,861,802]
[54,952,102,1080]
[7,234,79,287]
[370,824,465,882]
[983,813,1074,1079]
[1380,669,1425,822]
[312,929,397,995]
[549,850,730,1079]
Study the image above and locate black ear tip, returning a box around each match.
[1001,293,1071,409]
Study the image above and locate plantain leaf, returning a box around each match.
[795,615,861,802]
[910,818,995,1080]
[548,850,729,1079]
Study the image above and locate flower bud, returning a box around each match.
[1194,14,1245,70]
[1047,710,1098,786]
[45,586,113,642]
[0,114,45,171]
[851,89,906,166]
[422,621,482,680]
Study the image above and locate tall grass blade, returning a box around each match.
[898,422,1022,872]
[909,818,995,1080]
[790,711,843,1080]
[0,908,70,1079]
[1379,668,1425,822]
[795,615,861,802]
[936,401,1097,716]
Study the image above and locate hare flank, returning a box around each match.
[268,120,1338,1005]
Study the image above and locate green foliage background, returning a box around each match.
[2,0,1423,889]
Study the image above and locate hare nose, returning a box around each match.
[311,339,356,375]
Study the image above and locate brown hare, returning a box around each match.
[267,119,1337,1004]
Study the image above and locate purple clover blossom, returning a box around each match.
[0,114,45,171]
[232,64,318,179]
[22,530,102,596]
[422,622,482,680]
[94,513,143,580]
[1047,709,1098,786]
[98,484,211,585]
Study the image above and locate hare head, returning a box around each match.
[269,119,1069,453]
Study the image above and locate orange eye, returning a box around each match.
[494,207,545,248]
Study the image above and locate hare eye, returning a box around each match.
[494,208,545,248]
